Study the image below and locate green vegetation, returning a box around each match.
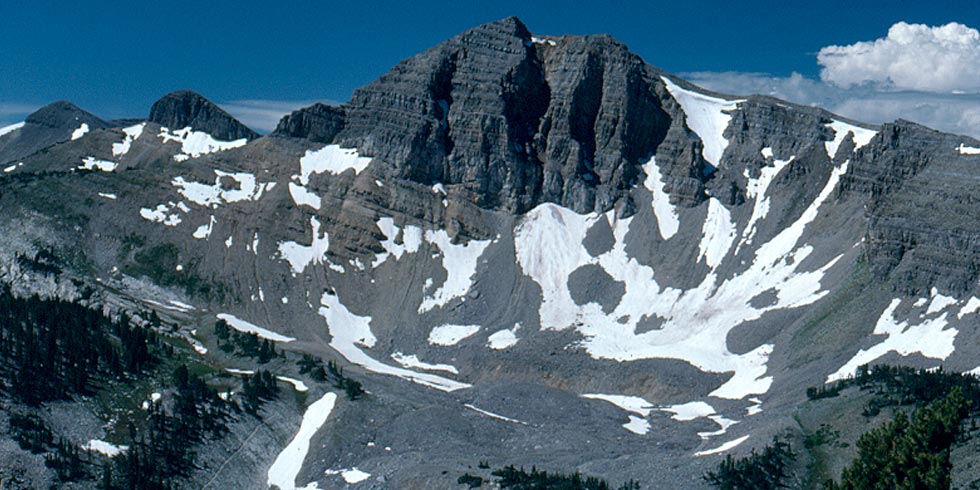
[8,412,54,453]
[460,465,640,490]
[825,388,970,489]
[0,285,284,488]
[800,364,980,489]
[0,285,156,405]
[327,359,365,400]
[703,437,796,489]
[15,249,62,275]
[807,364,980,414]
[122,243,226,300]
[214,319,280,363]
[458,473,484,488]
[299,355,365,400]
[111,364,237,489]
[238,369,280,414]
[297,354,328,381]
[802,424,846,450]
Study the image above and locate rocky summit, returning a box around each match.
[3,16,980,490]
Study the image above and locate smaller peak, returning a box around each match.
[271,103,346,143]
[25,100,106,130]
[149,89,259,141]
[462,16,532,40]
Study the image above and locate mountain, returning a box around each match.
[149,89,261,141]
[3,16,980,489]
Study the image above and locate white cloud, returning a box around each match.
[219,99,338,133]
[683,71,980,139]
[817,22,980,93]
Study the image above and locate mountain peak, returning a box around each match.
[470,16,531,38]
[148,89,259,141]
[25,100,107,130]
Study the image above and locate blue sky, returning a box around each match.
[3,1,980,136]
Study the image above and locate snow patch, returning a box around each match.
[373,218,423,267]
[825,120,877,159]
[139,202,182,226]
[642,157,679,240]
[71,123,89,140]
[661,76,743,166]
[159,126,246,161]
[699,198,736,268]
[82,439,127,457]
[827,298,957,382]
[514,159,849,399]
[418,230,491,313]
[0,121,24,137]
[958,143,980,155]
[582,394,655,416]
[278,216,331,274]
[926,287,958,315]
[958,297,980,319]
[695,435,750,456]
[288,182,321,210]
[429,324,481,346]
[276,376,309,392]
[738,156,795,250]
[112,123,145,156]
[464,404,528,425]
[172,170,273,208]
[216,313,296,342]
[391,352,459,374]
[78,157,118,172]
[487,324,521,350]
[319,292,470,392]
[623,416,651,435]
[192,215,216,239]
[324,468,372,484]
[659,401,716,421]
[297,145,372,184]
[267,392,337,490]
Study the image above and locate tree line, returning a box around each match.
[459,465,640,489]
[0,285,156,405]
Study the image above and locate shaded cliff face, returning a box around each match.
[149,89,260,141]
[277,17,690,214]
[5,16,980,490]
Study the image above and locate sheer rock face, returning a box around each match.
[149,89,259,141]
[297,17,692,214]
[271,103,346,143]
[842,120,980,293]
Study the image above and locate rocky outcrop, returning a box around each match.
[843,120,980,294]
[271,103,346,143]
[149,89,259,141]
[276,17,693,215]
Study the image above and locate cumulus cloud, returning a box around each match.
[683,71,980,139]
[219,99,338,133]
[817,22,980,93]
